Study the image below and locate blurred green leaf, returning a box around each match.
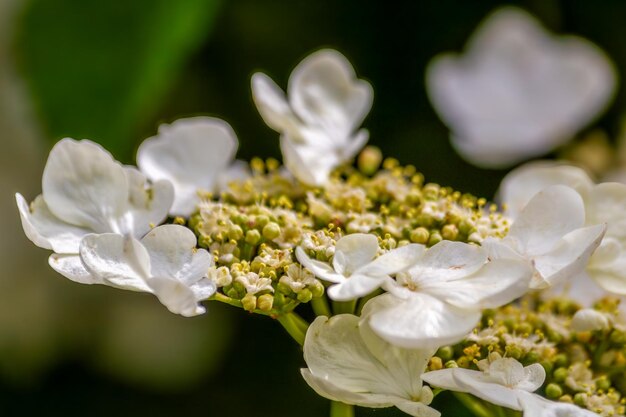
[15,0,222,160]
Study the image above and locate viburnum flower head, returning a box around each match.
[296,233,424,301]
[484,185,606,289]
[362,240,533,349]
[79,224,216,316]
[426,7,616,168]
[137,116,242,217]
[16,138,174,283]
[302,314,440,417]
[252,49,373,186]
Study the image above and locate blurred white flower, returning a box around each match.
[296,233,423,301]
[571,308,610,332]
[362,241,532,349]
[16,139,174,283]
[498,163,626,299]
[252,49,373,185]
[516,390,601,417]
[484,185,605,289]
[302,314,440,417]
[422,355,545,411]
[79,224,215,316]
[137,117,241,217]
[426,7,616,168]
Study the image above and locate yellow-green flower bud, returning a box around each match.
[428,232,442,247]
[262,222,281,240]
[441,224,458,241]
[277,282,292,294]
[428,357,443,371]
[553,354,568,368]
[241,294,257,312]
[309,281,325,298]
[410,227,429,244]
[245,229,262,245]
[553,367,568,382]
[545,383,563,399]
[595,375,611,391]
[574,393,588,406]
[228,225,244,241]
[255,215,270,228]
[358,146,383,176]
[437,346,454,362]
[445,360,458,368]
[297,288,313,303]
[198,235,212,248]
[257,294,274,312]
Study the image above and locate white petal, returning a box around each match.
[509,185,585,256]
[288,49,373,136]
[333,233,379,275]
[421,258,532,309]
[123,167,174,237]
[16,193,90,253]
[327,273,388,302]
[585,182,626,240]
[517,391,601,417]
[409,241,487,284]
[42,139,129,232]
[304,315,430,403]
[518,363,547,392]
[453,369,523,410]
[341,129,370,161]
[137,117,238,217]
[497,161,593,219]
[532,224,606,288]
[48,253,102,285]
[79,233,152,292]
[188,278,217,301]
[279,135,336,186]
[296,247,344,283]
[357,244,426,277]
[394,400,441,417]
[147,276,207,317]
[571,309,610,332]
[251,72,303,139]
[141,224,213,286]
[365,293,481,349]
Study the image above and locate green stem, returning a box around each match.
[454,393,494,417]
[330,401,354,417]
[277,312,308,346]
[332,299,357,315]
[311,296,331,317]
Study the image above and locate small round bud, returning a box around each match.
[241,294,257,312]
[596,376,611,391]
[257,294,274,312]
[422,183,440,200]
[276,282,292,294]
[198,235,212,248]
[410,227,429,244]
[309,281,325,298]
[428,232,442,247]
[358,146,383,176]
[228,225,244,241]
[574,393,588,406]
[445,360,458,368]
[297,289,313,303]
[255,215,270,228]
[545,383,563,399]
[458,219,475,235]
[245,229,262,245]
[553,354,569,368]
[505,345,522,360]
[273,291,286,308]
[441,224,458,241]
[553,367,568,382]
[429,357,443,371]
[437,346,454,362]
[262,222,281,240]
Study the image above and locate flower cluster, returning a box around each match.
[16,7,626,417]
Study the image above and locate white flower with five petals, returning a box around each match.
[251,49,373,185]
[302,314,440,417]
[426,7,616,168]
[296,233,423,301]
[16,138,174,284]
[137,116,242,217]
[362,240,532,349]
[484,185,606,289]
[79,224,215,316]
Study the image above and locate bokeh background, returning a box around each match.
[2,0,625,415]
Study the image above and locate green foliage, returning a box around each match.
[15,0,222,160]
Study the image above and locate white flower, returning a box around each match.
[498,163,626,298]
[484,185,605,289]
[137,117,240,217]
[16,139,174,284]
[302,314,440,417]
[234,272,274,295]
[516,390,601,417]
[79,224,215,316]
[363,240,532,349]
[422,355,545,411]
[251,49,373,185]
[279,264,317,293]
[296,233,423,301]
[426,7,616,168]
